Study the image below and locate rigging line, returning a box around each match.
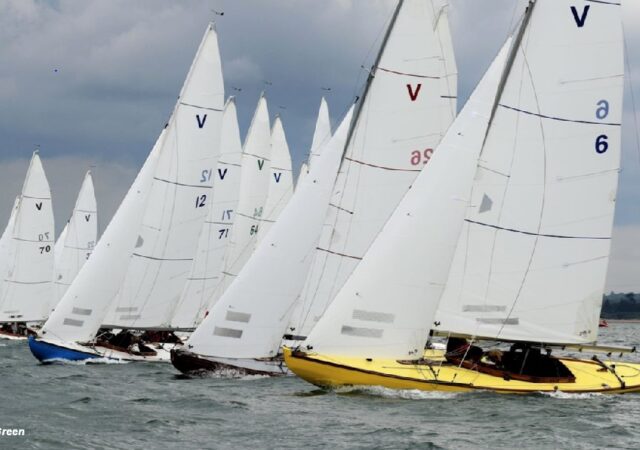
[153,177,212,189]
[376,67,440,79]
[179,101,223,112]
[465,220,611,240]
[499,104,621,127]
[585,0,620,5]
[132,253,193,262]
[344,156,421,172]
[315,247,363,261]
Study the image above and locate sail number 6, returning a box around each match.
[595,135,608,154]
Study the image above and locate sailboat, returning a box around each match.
[285,0,640,394]
[297,97,332,188]
[169,97,244,331]
[203,94,273,309]
[0,152,55,339]
[171,0,457,376]
[285,0,457,347]
[53,170,97,307]
[257,115,294,241]
[29,22,224,362]
[171,106,354,375]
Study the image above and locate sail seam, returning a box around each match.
[132,253,193,262]
[377,67,440,79]
[179,101,223,112]
[344,157,421,172]
[153,177,212,188]
[465,219,610,240]
[315,247,363,260]
[499,104,621,126]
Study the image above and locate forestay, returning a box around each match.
[103,23,225,329]
[53,171,97,308]
[288,0,458,340]
[40,133,164,343]
[170,97,244,330]
[303,41,510,359]
[435,0,624,345]
[207,95,272,307]
[186,107,354,359]
[258,116,293,241]
[0,152,55,323]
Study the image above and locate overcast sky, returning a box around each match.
[0,0,639,291]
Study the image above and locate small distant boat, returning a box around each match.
[0,151,55,340]
[599,319,609,328]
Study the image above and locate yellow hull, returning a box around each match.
[283,347,640,394]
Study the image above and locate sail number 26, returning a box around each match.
[410,148,433,166]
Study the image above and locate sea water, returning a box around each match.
[1,324,639,449]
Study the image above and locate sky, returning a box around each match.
[0,0,639,292]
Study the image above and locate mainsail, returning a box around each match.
[435,0,624,345]
[206,94,272,307]
[0,152,55,323]
[258,115,293,241]
[0,198,19,310]
[102,23,225,329]
[288,0,457,340]
[40,23,224,342]
[53,171,97,308]
[170,97,244,330]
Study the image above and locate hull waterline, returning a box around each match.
[283,347,640,395]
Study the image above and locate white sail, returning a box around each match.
[40,132,164,343]
[186,107,354,359]
[258,116,293,241]
[288,0,457,340]
[308,97,331,168]
[303,41,510,359]
[435,0,624,345]
[103,23,225,329]
[53,171,97,308]
[0,197,19,303]
[207,94,272,307]
[0,152,55,322]
[169,97,244,330]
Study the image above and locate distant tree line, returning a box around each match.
[601,292,640,319]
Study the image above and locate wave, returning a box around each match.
[334,385,460,400]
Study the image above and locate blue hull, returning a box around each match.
[28,336,99,363]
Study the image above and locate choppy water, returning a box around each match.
[2,324,640,450]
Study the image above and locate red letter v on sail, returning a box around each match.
[407,83,422,101]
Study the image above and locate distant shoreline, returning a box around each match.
[605,319,640,324]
